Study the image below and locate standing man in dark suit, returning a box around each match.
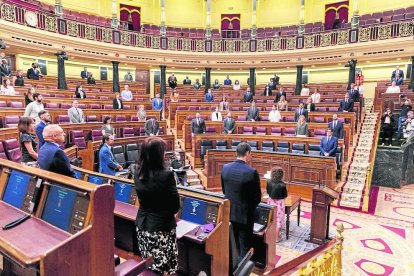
[221,142,261,262]
[320,128,338,157]
[191,112,205,135]
[0,58,11,83]
[80,67,88,79]
[304,97,316,112]
[27,63,41,80]
[38,125,75,177]
[338,93,354,112]
[294,102,308,122]
[243,87,254,103]
[328,114,344,139]
[247,101,260,122]
[391,65,404,80]
[183,76,191,85]
[347,83,360,102]
[273,74,280,85]
[113,92,124,110]
[223,112,236,134]
[263,84,272,96]
[274,87,287,103]
[144,117,160,136]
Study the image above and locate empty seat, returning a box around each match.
[61,103,72,109]
[0,101,7,108]
[91,129,103,142]
[205,127,216,134]
[277,142,290,153]
[308,144,321,156]
[71,130,87,149]
[122,128,135,138]
[243,126,254,135]
[314,129,326,138]
[215,140,227,150]
[57,115,70,124]
[3,139,22,162]
[3,116,19,128]
[260,116,269,121]
[237,116,247,121]
[138,127,146,136]
[256,127,266,135]
[86,115,98,123]
[200,140,213,162]
[284,128,296,137]
[247,141,258,151]
[0,143,7,160]
[158,127,165,135]
[116,115,127,122]
[232,107,241,111]
[313,117,325,123]
[45,103,59,108]
[126,144,138,166]
[292,143,305,154]
[285,116,295,122]
[231,140,241,149]
[104,105,113,110]
[262,141,274,152]
[112,145,126,168]
[8,102,23,108]
[271,127,282,136]
[89,104,101,109]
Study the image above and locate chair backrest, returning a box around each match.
[271,127,282,136]
[262,141,274,152]
[313,117,325,123]
[216,140,227,149]
[243,126,254,134]
[285,116,295,122]
[256,127,266,135]
[0,101,7,108]
[116,115,127,122]
[237,116,247,121]
[231,139,241,149]
[112,145,126,168]
[8,102,23,108]
[45,103,59,108]
[122,127,135,138]
[206,127,216,133]
[314,129,326,137]
[3,116,20,128]
[86,115,98,123]
[200,140,213,157]
[104,105,113,110]
[284,128,296,137]
[89,104,101,109]
[277,142,290,153]
[126,143,138,165]
[0,143,8,160]
[292,143,305,154]
[57,115,70,124]
[61,103,72,109]
[247,140,258,151]
[91,129,103,142]
[71,130,87,149]
[3,139,22,162]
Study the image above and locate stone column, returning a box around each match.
[249,68,256,95]
[205,68,211,94]
[351,0,360,29]
[111,0,118,29]
[298,0,305,36]
[160,65,167,98]
[346,59,357,90]
[251,0,257,39]
[410,56,414,90]
[204,0,212,39]
[295,65,303,95]
[56,51,67,90]
[160,0,166,37]
[112,61,120,93]
[55,0,63,18]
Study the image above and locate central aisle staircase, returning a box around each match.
[338,99,380,211]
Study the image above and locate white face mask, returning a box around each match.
[176,156,181,160]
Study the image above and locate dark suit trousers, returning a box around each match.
[232,221,253,263]
[381,124,393,144]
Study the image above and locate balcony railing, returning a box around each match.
[1,1,413,53]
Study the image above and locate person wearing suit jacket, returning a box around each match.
[274,87,287,103]
[35,110,51,149]
[221,142,261,262]
[68,100,85,123]
[38,125,75,177]
[328,114,344,139]
[347,83,360,102]
[80,67,88,79]
[247,101,260,121]
[243,88,254,103]
[205,89,214,102]
[273,74,280,85]
[211,106,222,121]
[152,93,163,111]
[183,76,191,85]
[223,112,236,134]
[263,85,272,96]
[27,63,41,80]
[145,117,160,136]
[219,96,230,112]
[391,66,404,80]
[320,128,338,157]
[294,102,308,122]
[75,85,86,99]
[98,135,122,176]
[304,97,316,112]
[392,73,404,86]
[338,93,354,112]
[0,58,11,83]
[134,137,180,274]
[113,92,124,110]
[191,113,205,135]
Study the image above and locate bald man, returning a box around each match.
[38,125,74,177]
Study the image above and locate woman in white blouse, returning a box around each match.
[269,104,281,122]
[0,79,15,95]
[385,81,400,93]
[211,106,222,121]
[310,88,321,103]
[300,83,310,96]
[233,80,241,91]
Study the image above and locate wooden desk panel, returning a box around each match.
[205,150,337,200]
[192,134,345,167]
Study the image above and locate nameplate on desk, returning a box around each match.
[176,220,199,239]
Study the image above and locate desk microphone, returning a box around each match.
[2,178,43,230]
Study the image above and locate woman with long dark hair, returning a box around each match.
[18,117,38,162]
[135,137,180,274]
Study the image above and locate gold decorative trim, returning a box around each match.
[1,3,16,22]
[45,16,57,32]
[86,25,96,40]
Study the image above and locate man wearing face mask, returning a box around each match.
[169,151,188,186]
[397,95,412,140]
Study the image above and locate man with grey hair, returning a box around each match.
[38,125,74,177]
[68,100,85,123]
